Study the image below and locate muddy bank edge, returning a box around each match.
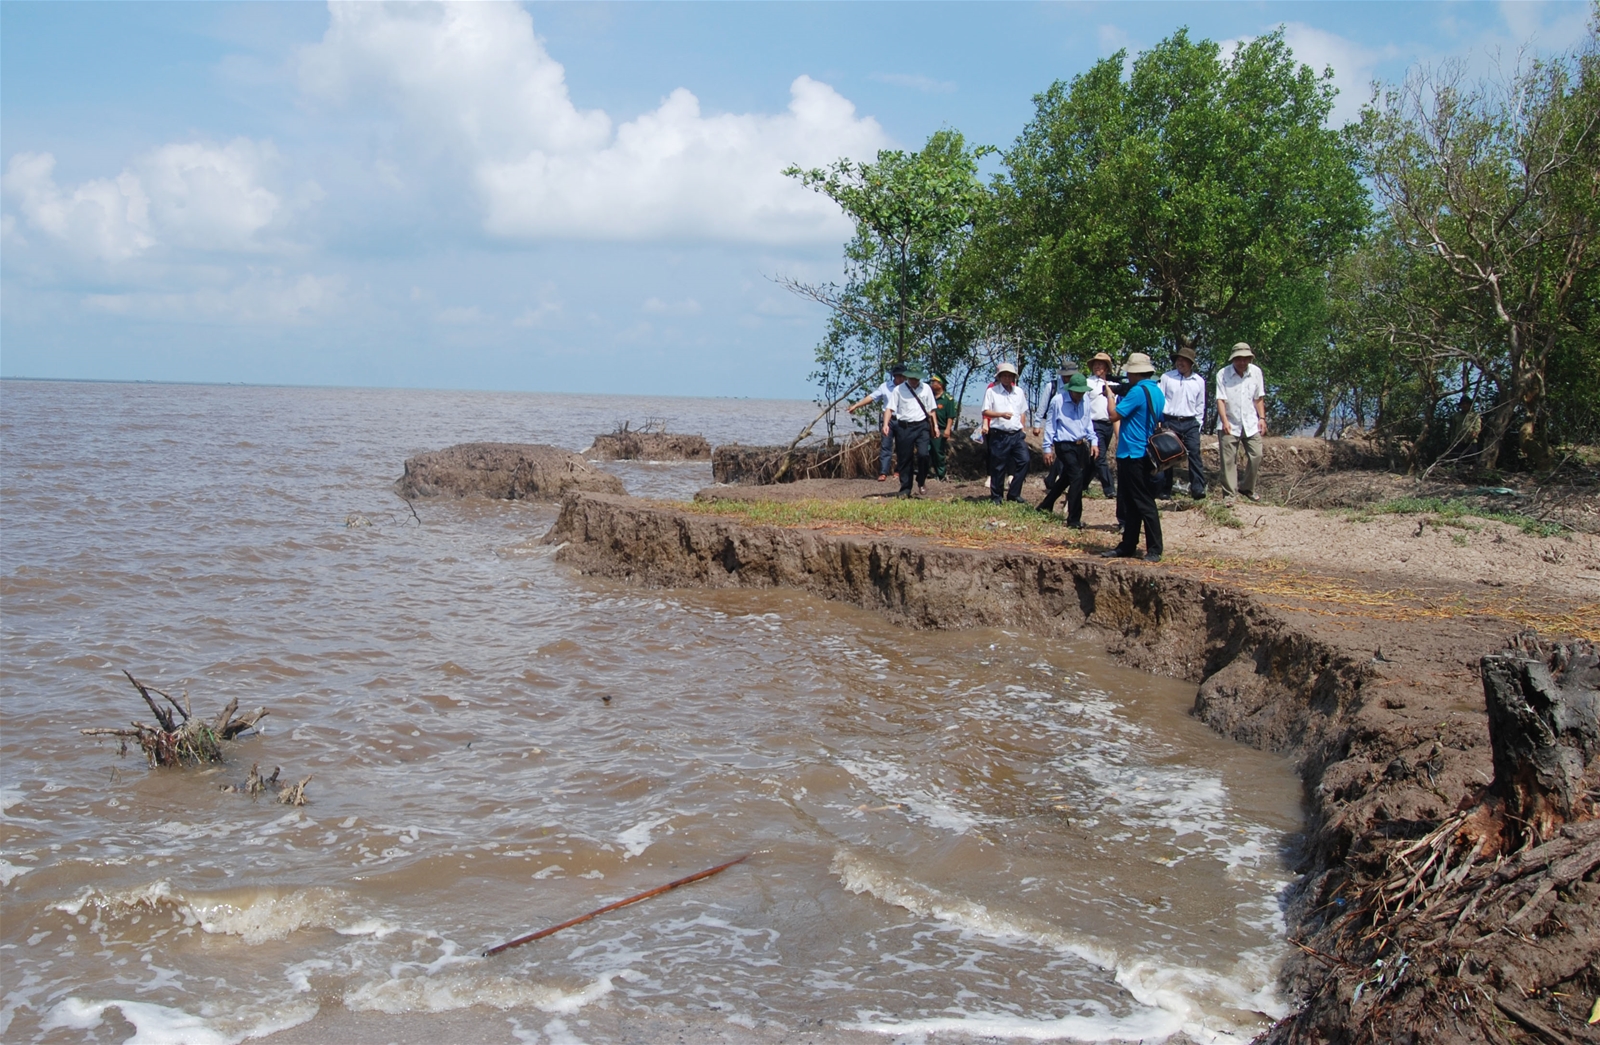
[541,493,1491,1035]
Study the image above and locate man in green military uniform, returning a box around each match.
[928,374,957,481]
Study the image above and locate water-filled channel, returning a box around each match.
[1,381,1301,1044]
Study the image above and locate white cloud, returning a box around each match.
[82,272,344,324]
[3,139,286,262]
[870,72,957,94]
[298,1,888,244]
[642,295,701,317]
[1497,1,1593,53]
[1097,24,1133,54]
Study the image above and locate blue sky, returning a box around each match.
[2,1,1591,398]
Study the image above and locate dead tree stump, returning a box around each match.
[1480,639,1600,845]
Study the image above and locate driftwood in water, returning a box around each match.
[81,671,269,767]
[585,421,710,461]
[484,853,751,957]
[218,762,313,806]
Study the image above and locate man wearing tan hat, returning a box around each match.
[1085,352,1118,500]
[982,361,1031,504]
[1155,345,1208,500]
[1103,352,1165,561]
[1216,343,1267,501]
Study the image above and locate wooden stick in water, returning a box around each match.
[482,853,752,958]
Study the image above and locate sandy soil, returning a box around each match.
[695,476,1600,636]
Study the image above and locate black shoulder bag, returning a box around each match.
[1141,384,1187,471]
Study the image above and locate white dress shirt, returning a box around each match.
[1085,376,1113,422]
[1216,363,1266,437]
[982,384,1030,431]
[867,380,894,405]
[886,381,937,422]
[1159,369,1208,419]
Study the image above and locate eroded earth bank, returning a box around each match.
[545,492,1599,1044]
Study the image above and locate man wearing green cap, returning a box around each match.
[883,364,939,496]
[928,374,957,481]
[1036,372,1098,528]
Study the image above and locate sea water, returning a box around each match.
[0,380,1302,1044]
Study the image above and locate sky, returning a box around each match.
[1,1,1592,399]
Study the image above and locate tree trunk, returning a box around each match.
[1480,641,1600,846]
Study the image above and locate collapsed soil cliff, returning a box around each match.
[544,493,1599,1043]
[584,430,711,461]
[396,442,625,501]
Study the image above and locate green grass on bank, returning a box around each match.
[1342,496,1565,537]
[682,496,1081,546]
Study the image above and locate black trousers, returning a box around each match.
[1153,415,1205,498]
[987,428,1030,502]
[879,430,894,477]
[1092,420,1116,496]
[1039,441,1091,525]
[1115,455,1163,556]
[893,420,931,493]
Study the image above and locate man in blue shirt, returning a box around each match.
[1102,352,1165,562]
[1036,373,1097,528]
[847,363,906,482]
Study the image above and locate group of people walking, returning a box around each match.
[850,343,1269,564]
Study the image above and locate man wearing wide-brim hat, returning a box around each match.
[1103,352,1165,562]
[1155,344,1208,501]
[1085,352,1118,501]
[982,361,1031,504]
[1216,343,1268,501]
[883,363,940,497]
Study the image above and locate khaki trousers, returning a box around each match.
[1219,432,1261,496]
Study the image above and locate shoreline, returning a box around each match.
[544,490,1596,1041]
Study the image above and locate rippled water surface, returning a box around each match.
[1,381,1302,1044]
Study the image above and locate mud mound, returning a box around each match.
[712,438,879,484]
[710,429,1038,485]
[397,443,624,501]
[585,431,710,461]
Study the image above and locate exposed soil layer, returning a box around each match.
[543,492,1600,1043]
[396,442,625,501]
[585,431,711,461]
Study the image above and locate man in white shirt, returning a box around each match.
[1216,343,1268,501]
[847,363,905,482]
[1085,352,1118,500]
[1155,344,1208,500]
[982,361,1031,504]
[883,364,940,497]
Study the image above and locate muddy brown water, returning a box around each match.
[1,381,1302,1044]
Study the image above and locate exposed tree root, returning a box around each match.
[81,670,309,804]
[1267,640,1600,1043]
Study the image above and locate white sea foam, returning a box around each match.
[837,756,988,834]
[0,858,32,886]
[849,1009,1183,1042]
[0,787,24,815]
[833,849,1279,1044]
[42,996,315,1045]
[618,815,671,858]
[53,880,390,944]
[345,969,627,1015]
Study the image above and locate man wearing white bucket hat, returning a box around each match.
[1216,343,1267,501]
[982,361,1031,503]
[1102,352,1165,562]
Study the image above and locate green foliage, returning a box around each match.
[1342,496,1565,537]
[978,27,1368,389]
[1195,499,1246,529]
[1349,18,1600,468]
[784,131,993,413]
